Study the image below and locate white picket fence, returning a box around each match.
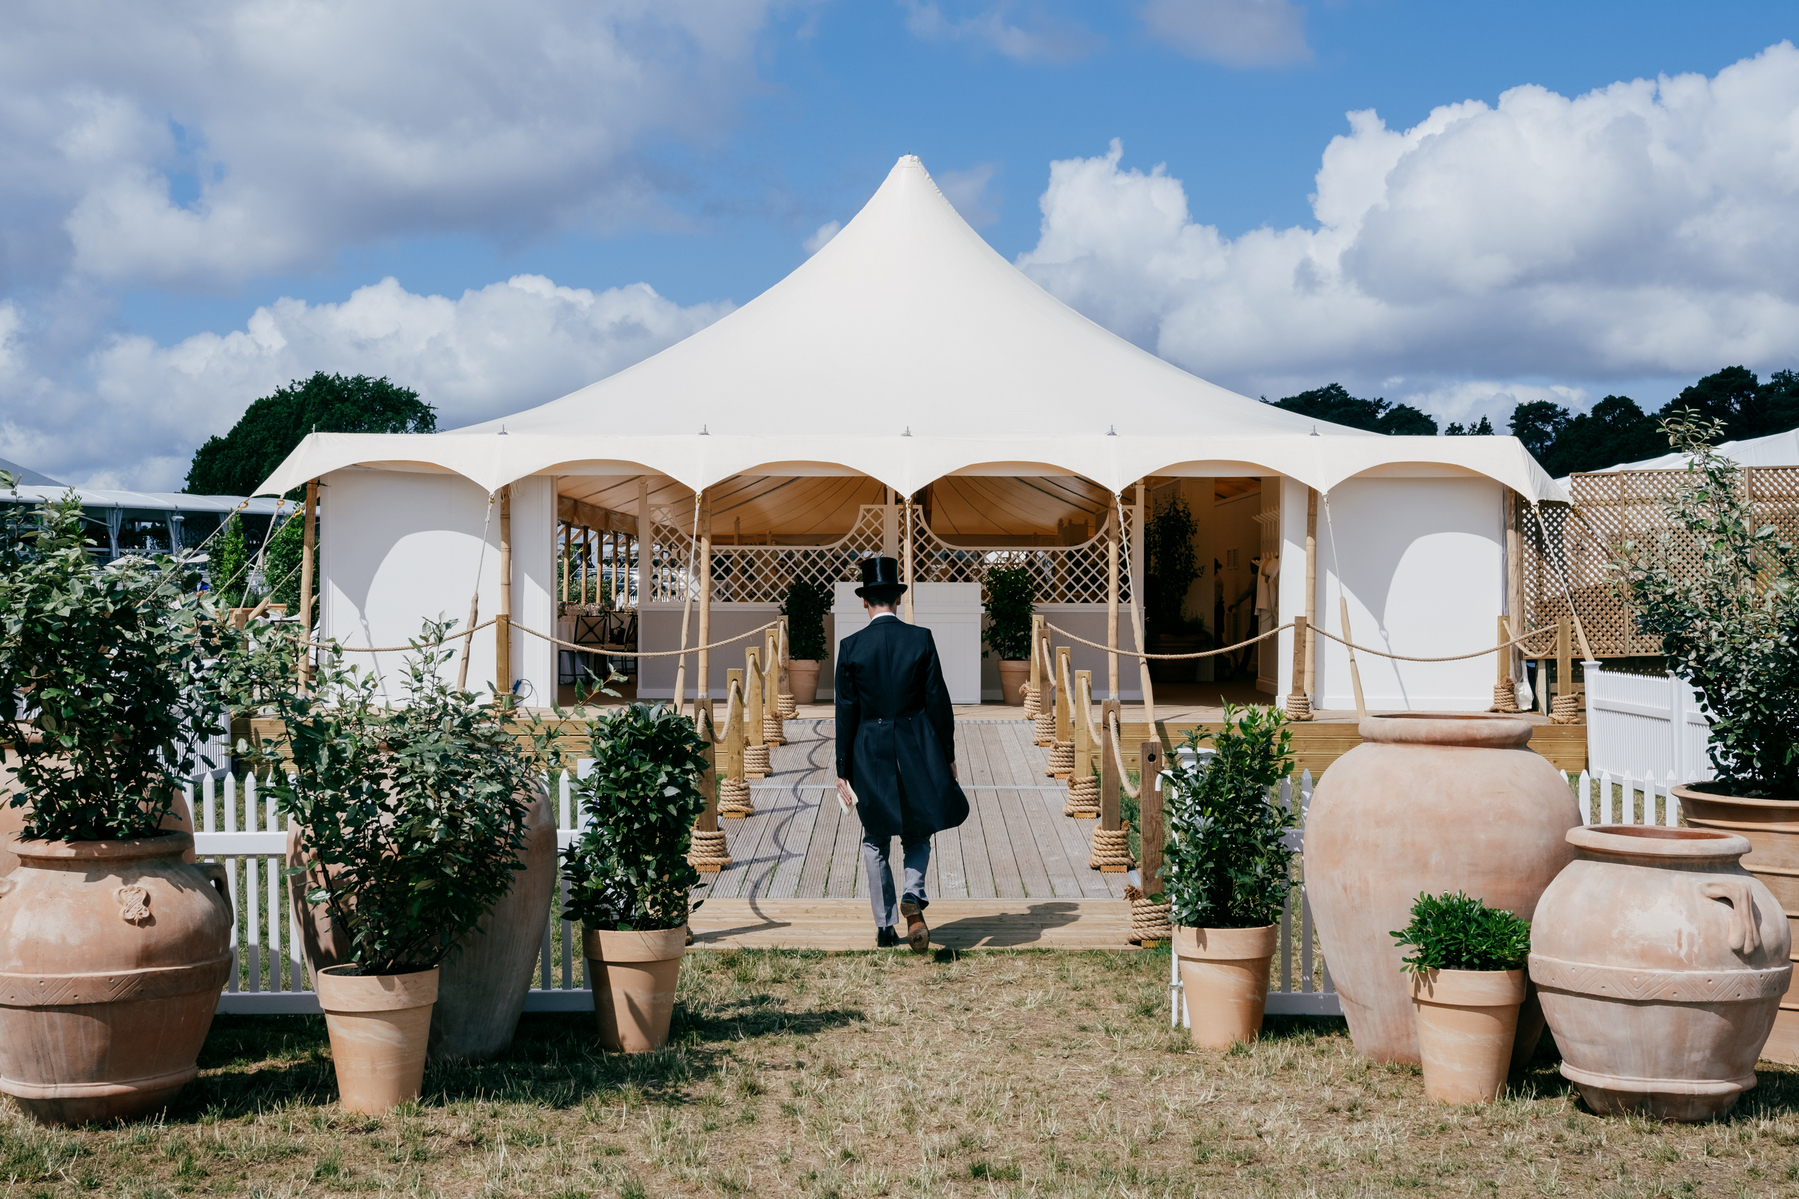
[1170,768,1337,1026]
[1585,664,1714,783]
[185,768,600,1015]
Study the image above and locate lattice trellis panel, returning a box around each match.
[644,504,1135,605]
[1525,466,1799,659]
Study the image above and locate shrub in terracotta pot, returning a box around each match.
[562,703,711,1053]
[270,626,543,1111]
[780,578,830,704]
[1611,412,1799,1060]
[982,565,1037,705]
[1163,704,1296,1048]
[0,479,234,1125]
[1391,891,1531,1104]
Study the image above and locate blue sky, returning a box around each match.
[4,1,1798,488]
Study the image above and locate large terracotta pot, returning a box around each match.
[1531,824,1791,1121]
[0,833,233,1125]
[787,660,820,706]
[1410,968,1526,1104]
[584,926,687,1053]
[996,660,1030,706]
[430,784,556,1062]
[1677,784,1799,1065]
[1173,924,1277,1048]
[1306,715,1579,1064]
[315,965,439,1114]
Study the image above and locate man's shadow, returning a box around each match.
[925,901,1084,949]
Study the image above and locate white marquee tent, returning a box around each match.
[259,155,1563,713]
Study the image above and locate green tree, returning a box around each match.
[1508,400,1571,464]
[1265,383,1439,435]
[1545,394,1665,475]
[211,514,250,608]
[264,512,312,619]
[185,372,435,497]
[1445,416,1495,436]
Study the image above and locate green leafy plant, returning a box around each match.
[1391,892,1531,974]
[0,476,227,841]
[211,514,250,608]
[1145,493,1200,637]
[982,564,1037,660]
[780,578,831,662]
[562,703,711,932]
[1612,411,1799,798]
[263,510,313,618]
[1160,703,1296,929]
[272,621,544,974]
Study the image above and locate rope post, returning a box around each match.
[688,699,731,872]
[776,617,798,719]
[1054,648,1072,743]
[1340,597,1367,720]
[743,647,769,779]
[1138,740,1163,891]
[497,484,513,697]
[718,670,753,817]
[1286,614,1312,721]
[297,479,318,688]
[1073,669,1093,780]
[762,627,786,744]
[1099,699,1121,830]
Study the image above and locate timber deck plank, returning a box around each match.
[689,898,1132,951]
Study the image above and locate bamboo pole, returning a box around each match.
[1123,483,1155,732]
[497,485,512,696]
[636,477,650,612]
[1497,616,1512,689]
[1291,614,1308,702]
[671,490,699,717]
[1106,503,1120,701]
[1099,698,1121,830]
[1557,616,1573,705]
[1304,489,1318,702]
[902,498,916,624]
[1138,740,1164,896]
[559,523,569,603]
[297,479,317,688]
[1029,613,1043,700]
[697,490,713,699]
[1506,489,1524,688]
[1340,596,1366,719]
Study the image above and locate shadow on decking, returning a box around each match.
[929,901,1084,948]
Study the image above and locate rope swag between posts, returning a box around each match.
[287,618,783,657]
[1041,620,1554,665]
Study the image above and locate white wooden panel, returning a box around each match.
[832,582,983,704]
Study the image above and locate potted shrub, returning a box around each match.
[272,625,542,1111]
[983,564,1037,705]
[1391,891,1530,1104]
[562,702,710,1052]
[0,481,234,1125]
[780,578,831,705]
[1612,412,1799,1060]
[1162,703,1296,1048]
[1145,492,1203,682]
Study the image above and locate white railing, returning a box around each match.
[1584,664,1714,783]
[185,767,600,1015]
[1169,769,1338,1025]
[1566,767,1693,827]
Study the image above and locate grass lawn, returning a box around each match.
[4,947,1798,1198]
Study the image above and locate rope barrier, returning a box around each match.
[291,617,779,658]
[1043,619,1555,666]
[1108,710,1142,801]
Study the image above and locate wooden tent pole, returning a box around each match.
[672,490,699,718]
[697,490,714,699]
[1106,503,1120,701]
[902,496,916,624]
[1304,489,1318,702]
[635,477,650,612]
[497,485,512,696]
[298,479,318,689]
[1029,613,1043,699]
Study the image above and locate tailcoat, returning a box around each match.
[834,616,969,841]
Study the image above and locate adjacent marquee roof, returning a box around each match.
[259,156,1566,503]
[1559,424,1799,481]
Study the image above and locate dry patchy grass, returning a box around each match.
[4,947,1799,1197]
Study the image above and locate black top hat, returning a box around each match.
[854,556,907,597]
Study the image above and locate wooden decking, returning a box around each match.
[695,719,1126,906]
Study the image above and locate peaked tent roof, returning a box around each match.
[258,156,1566,503]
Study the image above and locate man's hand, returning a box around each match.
[836,777,856,808]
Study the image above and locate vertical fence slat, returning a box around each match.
[266,787,281,991]
[223,774,239,993]
[244,775,261,993]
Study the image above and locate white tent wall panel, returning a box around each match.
[1311,477,1505,712]
[511,476,557,705]
[1274,475,1312,709]
[1035,604,1144,701]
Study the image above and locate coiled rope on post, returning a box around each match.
[1064,674,1102,817]
[1088,821,1134,872]
[688,829,731,872]
[1046,650,1075,778]
[717,677,754,818]
[1125,884,1172,945]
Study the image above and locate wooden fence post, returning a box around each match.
[744,646,767,778]
[1099,698,1121,830]
[1139,740,1164,895]
[696,700,719,833]
[1557,615,1572,703]
[1054,647,1072,745]
[1074,669,1093,782]
[718,668,752,817]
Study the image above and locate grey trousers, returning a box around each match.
[862,833,930,930]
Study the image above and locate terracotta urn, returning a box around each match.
[1531,825,1791,1121]
[584,926,687,1053]
[787,660,821,706]
[1173,924,1277,1048]
[430,784,556,1061]
[1305,714,1579,1064]
[1410,968,1527,1104]
[0,833,233,1125]
[315,965,439,1114]
[996,660,1030,706]
[1676,784,1799,1065]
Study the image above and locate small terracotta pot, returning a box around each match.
[1676,784,1799,1065]
[0,833,232,1125]
[584,926,687,1053]
[787,660,821,706]
[1410,968,1527,1104]
[996,660,1030,706]
[1532,824,1791,1122]
[1173,924,1277,1048]
[315,966,439,1114]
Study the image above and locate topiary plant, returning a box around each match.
[1612,411,1799,799]
[1160,703,1296,929]
[781,578,831,662]
[561,703,711,932]
[0,476,228,842]
[1145,492,1200,638]
[1390,891,1531,974]
[982,564,1037,661]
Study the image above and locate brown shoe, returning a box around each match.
[900,900,929,954]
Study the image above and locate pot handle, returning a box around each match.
[199,861,231,906]
[1700,879,1762,956]
[0,877,12,899]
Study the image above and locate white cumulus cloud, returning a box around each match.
[1016,44,1799,422]
[1139,0,1311,68]
[900,1,1104,63]
[2,276,730,491]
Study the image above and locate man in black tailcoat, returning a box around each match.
[835,556,969,951]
